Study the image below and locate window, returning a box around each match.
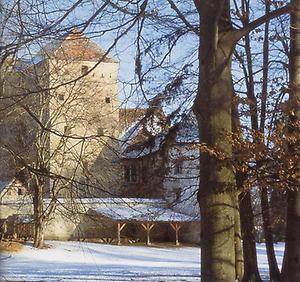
[97,127,104,136]
[64,126,71,135]
[124,164,137,183]
[81,65,89,75]
[58,94,65,101]
[105,97,111,103]
[18,188,23,196]
[174,160,183,174]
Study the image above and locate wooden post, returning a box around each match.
[117,223,126,245]
[141,223,155,246]
[170,223,182,246]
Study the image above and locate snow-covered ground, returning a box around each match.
[0,241,284,281]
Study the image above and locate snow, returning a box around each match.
[0,241,284,281]
[122,133,165,159]
[175,112,199,144]
[0,241,200,281]
[6,214,34,224]
[92,206,198,222]
[44,197,167,206]
[256,243,285,280]
[120,111,200,159]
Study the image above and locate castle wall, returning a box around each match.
[46,58,121,196]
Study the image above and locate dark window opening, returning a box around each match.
[105,97,111,103]
[124,164,137,183]
[18,188,23,196]
[97,127,104,135]
[174,160,183,174]
[58,94,65,101]
[81,65,89,74]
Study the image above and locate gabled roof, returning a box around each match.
[90,202,199,223]
[120,110,199,159]
[119,108,148,132]
[0,178,27,193]
[36,28,117,63]
[0,180,11,192]
[120,107,169,159]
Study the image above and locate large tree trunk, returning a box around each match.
[32,176,45,249]
[194,1,238,281]
[260,188,281,281]
[239,190,262,282]
[282,0,300,280]
[33,215,45,249]
[234,194,244,281]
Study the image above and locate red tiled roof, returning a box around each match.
[45,28,117,63]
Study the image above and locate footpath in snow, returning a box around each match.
[0,241,284,281]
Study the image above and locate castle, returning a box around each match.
[0,29,200,244]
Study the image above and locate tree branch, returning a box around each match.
[233,4,291,42]
[166,0,199,34]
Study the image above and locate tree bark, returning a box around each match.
[194,1,238,281]
[260,188,281,281]
[239,191,262,282]
[32,176,45,249]
[282,0,300,280]
[234,193,244,281]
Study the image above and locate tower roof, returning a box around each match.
[39,28,117,63]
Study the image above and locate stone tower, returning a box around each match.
[0,29,121,197]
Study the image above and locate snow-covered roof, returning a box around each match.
[122,133,165,159]
[0,180,11,192]
[175,112,199,143]
[9,214,33,224]
[0,178,24,193]
[91,205,199,223]
[44,197,166,206]
[21,29,117,66]
[120,112,167,159]
[46,197,199,222]
[120,110,199,159]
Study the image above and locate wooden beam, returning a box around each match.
[117,223,126,245]
[141,223,155,246]
[170,223,182,246]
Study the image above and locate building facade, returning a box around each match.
[0,31,201,243]
[0,29,121,197]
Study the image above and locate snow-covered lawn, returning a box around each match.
[0,241,284,281]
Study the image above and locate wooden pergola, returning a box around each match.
[92,205,199,246]
[116,221,184,246]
